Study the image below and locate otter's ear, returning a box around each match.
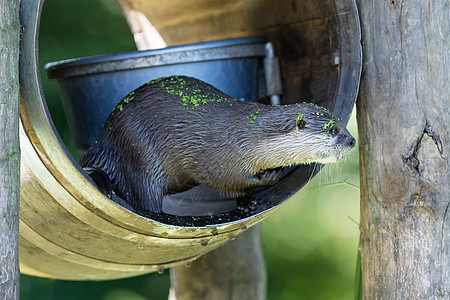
[281,118,296,132]
[296,119,307,128]
[281,118,307,132]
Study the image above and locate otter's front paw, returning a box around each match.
[251,167,283,186]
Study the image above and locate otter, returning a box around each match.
[80,75,355,213]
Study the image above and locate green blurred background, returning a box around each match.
[21,0,360,299]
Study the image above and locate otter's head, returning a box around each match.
[252,102,356,169]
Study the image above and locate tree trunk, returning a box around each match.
[356,0,449,299]
[0,0,21,299]
[170,225,266,300]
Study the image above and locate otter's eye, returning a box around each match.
[330,127,339,135]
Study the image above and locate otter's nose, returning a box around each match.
[348,137,356,148]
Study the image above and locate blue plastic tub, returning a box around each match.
[45,37,274,150]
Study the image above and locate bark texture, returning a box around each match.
[356,0,449,299]
[0,0,21,299]
[170,225,266,300]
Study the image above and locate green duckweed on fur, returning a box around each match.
[248,108,263,124]
[113,90,135,112]
[122,91,135,103]
[113,76,234,113]
[155,76,232,110]
[322,119,335,132]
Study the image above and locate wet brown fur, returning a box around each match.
[80,76,355,212]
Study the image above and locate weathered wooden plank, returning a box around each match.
[0,0,21,298]
[170,225,266,300]
[356,0,449,298]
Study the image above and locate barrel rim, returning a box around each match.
[44,36,269,79]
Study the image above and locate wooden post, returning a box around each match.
[356,0,449,298]
[170,225,266,300]
[0,0,21,299]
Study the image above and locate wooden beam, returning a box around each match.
[356,0,449,298]
[0,0,21,298]
[169,225,266,300]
